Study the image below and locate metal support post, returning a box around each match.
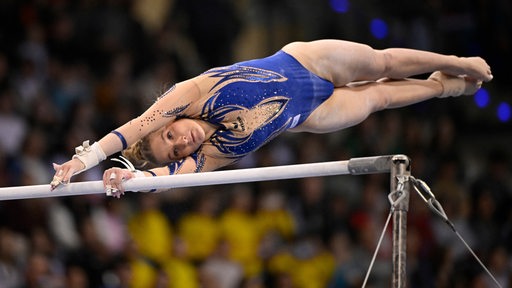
[390,155,411,288]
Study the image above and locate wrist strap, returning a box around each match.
[72,141,106,175]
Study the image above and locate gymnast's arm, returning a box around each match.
[51,78,202,189]
[102,152,236,197]
[138,153,235,176]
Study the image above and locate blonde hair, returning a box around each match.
[122,136,159,169]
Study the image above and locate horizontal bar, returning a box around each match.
[347,155,395,175]
[0,155,395,201]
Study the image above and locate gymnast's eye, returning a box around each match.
[173,148,179,157]
[167,131,173,140]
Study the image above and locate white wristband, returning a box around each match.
[72,141,106,175]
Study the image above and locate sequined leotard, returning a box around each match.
[169,50,334,172]
[201,50,334,157]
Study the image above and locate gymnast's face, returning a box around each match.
[149,118,206,164]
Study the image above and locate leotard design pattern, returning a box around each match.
[198,50,335,159]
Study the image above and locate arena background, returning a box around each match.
[0,0,511,287]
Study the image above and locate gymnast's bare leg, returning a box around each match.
[282,40,493,87]
[291,72,480,133]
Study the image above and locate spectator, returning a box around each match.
[219,184,262,278]
[178,191,221,263]
[128,194,173,265]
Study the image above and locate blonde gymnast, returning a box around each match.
[50,39,492,197]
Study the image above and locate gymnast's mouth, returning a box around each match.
[189,130,196,144]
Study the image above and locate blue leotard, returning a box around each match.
[167,50,335,173]
[198,50,334,159]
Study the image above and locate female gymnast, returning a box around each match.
[50,39,492,197]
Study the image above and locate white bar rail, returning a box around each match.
[0,155,394,201]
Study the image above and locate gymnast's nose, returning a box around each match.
[176,136,189,147]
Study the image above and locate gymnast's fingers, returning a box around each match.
[103,168,128,197]
[104,171,118,196]
[106,182,126,198]
[50,176,62,190]
[105,184,119,197]
[51,165,62,190]
[103,168,117,186]
[61,166,76,186]
[51,163,72,190]
[112,170,125,184]
[112,189,124,199]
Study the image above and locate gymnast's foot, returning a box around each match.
[429,71,482,98]
[442,56,493,82]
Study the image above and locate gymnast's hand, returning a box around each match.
[103,168,136,198]
[50,158,85,190]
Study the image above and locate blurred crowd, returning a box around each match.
[0,0,511,287]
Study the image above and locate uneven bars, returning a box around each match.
[0,155,395,201]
